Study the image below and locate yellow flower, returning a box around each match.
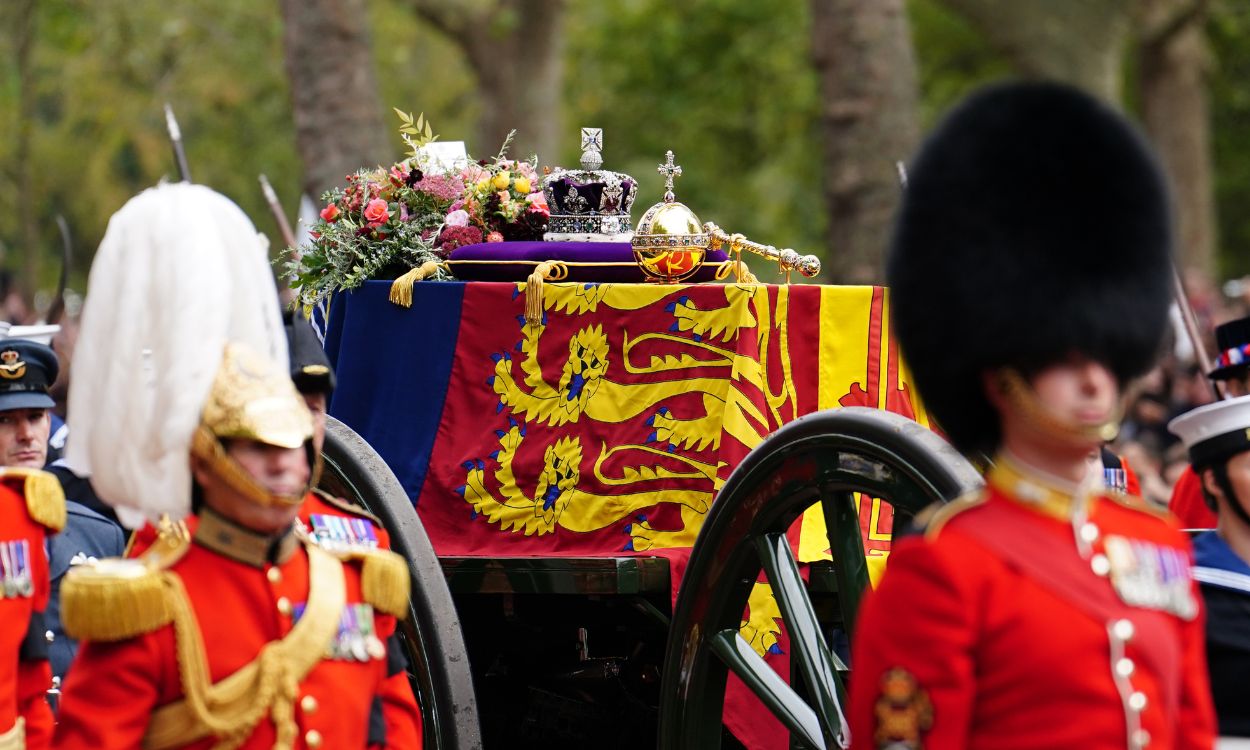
[513,176,531,194]
[476,178,490,192]
[492,172,511,190]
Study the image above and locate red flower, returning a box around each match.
[364,198,389,225]
[320,203,340,222]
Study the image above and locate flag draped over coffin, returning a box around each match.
[324,279,930,749]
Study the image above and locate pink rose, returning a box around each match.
[319,203,340,222]
[486,231,505,243]
[445,209,470,228]
[364,198,389,224]
[527,192,549,214]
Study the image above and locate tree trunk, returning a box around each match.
[1136,0,1215,278]
[14,0,37,310]
[810,0,919,283]
[413,0,566,163]
[937,0,1134,101]
[280,0,390,200]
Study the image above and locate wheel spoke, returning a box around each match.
[821,490,869,639]
[755,533,849,749]
[710,630,826,750]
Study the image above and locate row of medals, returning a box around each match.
[0,539,32,598]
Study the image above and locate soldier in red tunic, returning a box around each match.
[0,342,65,750]
[122,309,424,750]
[48,183,421,749]
[847,82,1216,749]
[53,342,419,750]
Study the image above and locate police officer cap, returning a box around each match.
[888,81,1172,457]
[0,339,58,412]
[283,310,335,396]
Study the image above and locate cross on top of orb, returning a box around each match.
[658,150,682,203]
[581,128,603,152]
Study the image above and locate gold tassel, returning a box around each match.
[388,260,443,308]
[61,562,173,641]
[21,470,66,532]
[524,260,568,325]
[361,550,411,618]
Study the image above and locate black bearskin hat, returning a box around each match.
[888,82,1172,457]
[283,309,336,396]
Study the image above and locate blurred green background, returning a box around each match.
[0,0,1240,309]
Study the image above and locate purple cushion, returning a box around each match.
[446,241,727,283]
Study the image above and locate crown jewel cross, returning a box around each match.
[658,150,682,203]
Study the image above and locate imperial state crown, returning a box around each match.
[542,127,637,241]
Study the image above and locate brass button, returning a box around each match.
[305,729,322,748]
[1079,523,1100,544]
[300,695,318,714]
[277,597,292,616]
[1133,728,1151,747]
[1129,691,1147,712]
[1115,658,1135,678]
[45,630,54,643]
[1113,619,1135,642]
[1090,554,1111,577]
[267,567,282,584]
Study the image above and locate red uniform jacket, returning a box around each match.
[54,516,421,750]
[1168,465,1218,529]
[849,464,1216,750]
[122,492,422,750]
[0,472,61,750]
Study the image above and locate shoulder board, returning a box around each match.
[311,488,382,527]
[1101,492,1175,522]
[317,541,410,618]
[0,467,66,532]
[923,489,988,541]
[60,556,175,641]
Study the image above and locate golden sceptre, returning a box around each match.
[702,222,821,284]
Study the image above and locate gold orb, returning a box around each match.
[631,201,709,283]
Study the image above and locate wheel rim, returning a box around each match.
[320,416,483,750]
[658,407,981,750]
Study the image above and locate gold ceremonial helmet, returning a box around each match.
[190,342,318,507]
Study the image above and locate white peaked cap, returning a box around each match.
[1169,395,1250,467]
[65,183,287,528]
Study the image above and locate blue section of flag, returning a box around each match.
[323,281,466,508]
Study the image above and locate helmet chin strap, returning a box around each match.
[997,369,1122,445]
[191,426,321,508]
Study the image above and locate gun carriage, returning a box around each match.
[298,130,981,750]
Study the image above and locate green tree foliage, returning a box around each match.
[562,0,824,272]
[0,0,299,296]
[1208,3,1250,279]
[4,0,1250,298]
[908,0,1012,127]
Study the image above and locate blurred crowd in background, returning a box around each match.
[1117,270,1250,507]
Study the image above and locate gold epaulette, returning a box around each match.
[922,489,988,541]
[0,467,66,532]
[360,548,410,618]
[61,559,174,642]
[315,541,410,618]
[311,488,382,528]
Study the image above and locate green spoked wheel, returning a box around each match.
[657,407,981,750]
[320,416,483,750]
